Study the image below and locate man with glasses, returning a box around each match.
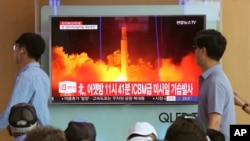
[0,33,50,132]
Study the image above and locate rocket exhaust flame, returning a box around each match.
[51,46,201,91]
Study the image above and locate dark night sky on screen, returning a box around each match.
[51,15,205,65]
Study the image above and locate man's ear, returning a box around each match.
[7,125,13,136]
[36,122,40,127]
[19,47,27,54]
[19,50,24,54]
[201,47,206,53]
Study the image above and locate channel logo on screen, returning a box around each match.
[59,81,77,94]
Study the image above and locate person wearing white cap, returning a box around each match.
[127,121,158,141]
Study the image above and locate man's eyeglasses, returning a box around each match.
[12,44,21,51]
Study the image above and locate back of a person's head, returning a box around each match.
[194,29,226,61]
[8,102,38,136]
[24,125,66,141]
[207,129,225,141]
[127,121,158,141]
[65,119,96,141]
[164,114,207,141]
[15,32,45,61]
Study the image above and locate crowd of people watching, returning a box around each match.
[7,102,227,141]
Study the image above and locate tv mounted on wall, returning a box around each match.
[50,15,205,104]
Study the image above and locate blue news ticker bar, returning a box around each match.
[176,96,198,102]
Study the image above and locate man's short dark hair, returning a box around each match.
[207,129,225,141]
[15,32,46,61]
[164,114,207,141]
[194,29,227,61]
[24,125,66,141]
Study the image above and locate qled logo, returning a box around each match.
[59,81,77,94]
[230,125,250,141]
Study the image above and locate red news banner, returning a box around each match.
[58,82,198,97]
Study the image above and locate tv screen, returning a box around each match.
[50,15,205,104]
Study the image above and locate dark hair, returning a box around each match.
[24,125,66,141]
[207,129,225,141]
[194,29,227,61]
[164,117,207,141]
[15,32,46,61]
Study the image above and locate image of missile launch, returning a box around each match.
[120,26,128,81]
[51,16,205,95]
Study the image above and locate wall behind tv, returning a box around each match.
[41,5,218,141]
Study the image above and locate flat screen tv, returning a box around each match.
[50,15,205,104]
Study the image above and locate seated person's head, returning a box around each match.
[164,114,207,141]
[127,121,158,141]
[24,125,66,141]
[65,119,96,141]
[207,129,225,141]
[8,102,38,137]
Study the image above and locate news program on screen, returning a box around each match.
[50,15,205,104]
